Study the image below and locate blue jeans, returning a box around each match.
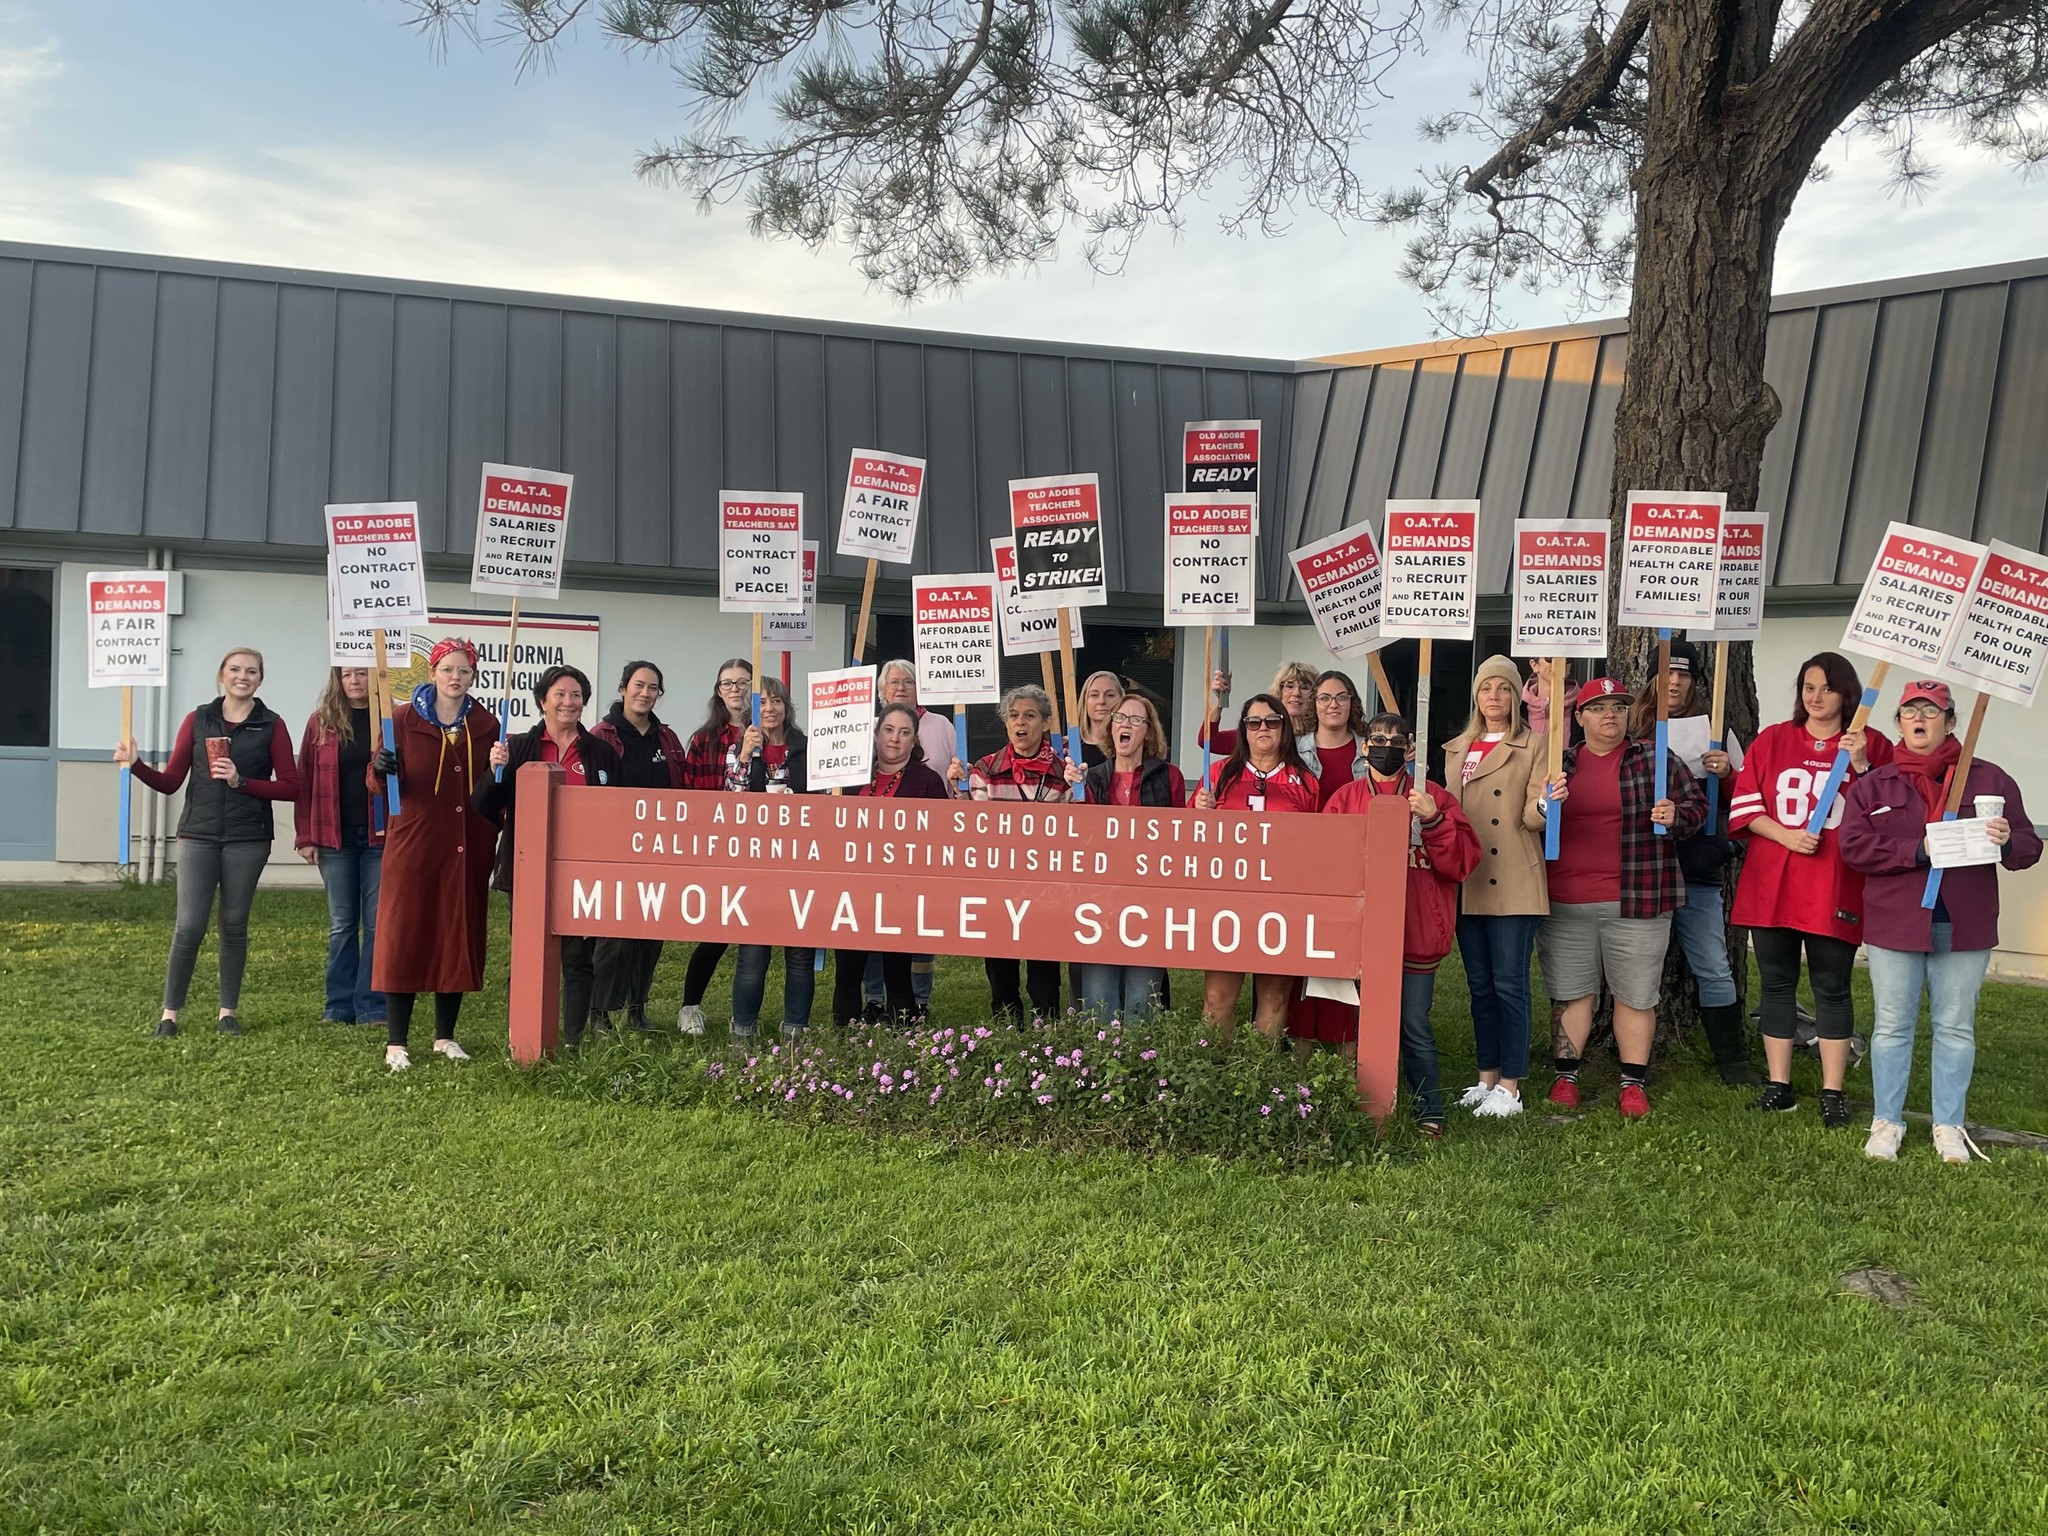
[1456,913,1538,1079]
[733,945,816,1038]
[865,951,934,1010]
[1401,969,1444,1124]
[1866,925,1991,1126]
[1671,880,1739,1007]
[318,828,383,1023]
[1073,963,1166,1021]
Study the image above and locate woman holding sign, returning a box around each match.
[1191,695,1319,1045]
[1200,660,1320,755]
[730,677,816,1040]
[1533,677,1706,1117]
[294,666,384,1030]
[1070,694,1184,1020]
[675,657,754,1036]
[1285,670,1374,1048]
[1840,682,2040,1163]
[117,647,300,1038]
[958,685,1070,1023]
[1444,656,1550,1118]
[1728,653,1893,1127]
[589,661,686,1034]
[1626,640,1756,1086]
[370,637,499,1071]
[831,702,953,1027]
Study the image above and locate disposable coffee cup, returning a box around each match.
[1974,794,2004,821]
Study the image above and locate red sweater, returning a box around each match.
[1192,758,1319,812]
[1324,773,1480,972]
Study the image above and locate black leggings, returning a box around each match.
[683,943,728,1007]
[1752,927,1857,1040]
[985,957,1062,1026]
[163,838,269,1013]
[387,991,463,1049]
[594,937,662,1016]
[833,949,913,1026]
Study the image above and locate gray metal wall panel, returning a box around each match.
[1390,353,1456,499]
[1347,364,1411,529]
[562,310,618,566]
[670,323,724,572]
[15,261,94,533]
[922,349,978,575]
[390,296,452,552]
[0,259,29,529]
[269,285,337,546]
[1019,352,1071,478]
[1303,367,1369,546]
[1842,291,1941,570]
[506,306,564,480]
[1910,284,2004,534]
[1247,369,1293,596]
[1439,352,1507,586]
[1067,356,1119,586]
[721,328,776,494]
[1277,368,1330,568]
[79,266,156,538]
[1110,361,1164,598]
[1569,333,1627,523]
[1523,337,1598,519]
[970,351,1022,574]
[1974,275,2048,551]
[1203,369,1251,420]
[872,341,926,463]
[1756,307,1817,575]
[205,279,278,544]
[772,330,827,546]
[1782,300,1878,583]
[820,334,875,579]
[616,316,671,568]
[1476,346,1548,543]
[331,288,394,507]
[1157,364,1207,488]
[143,273,217,542]
[445,300,508,555]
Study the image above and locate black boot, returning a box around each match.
[1701,1002,1761,1087]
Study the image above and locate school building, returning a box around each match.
[2,240,2046,974]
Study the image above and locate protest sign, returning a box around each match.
[1695,512,1768,643]
[912,576,1002,706]
[1008,473,1106,610]
[991,536,1084,656]
[470,464,573,598]
[1289,522,1386,659]
[806,666,878,790]
[1939,539,2048,707]
[1163,493,1257,625]
[763,542,818,654]
[1510,521,1609,658]
[719,492,807,614]
[1618,491,1722,628]
[326,503,427,626]
[1183,420,1261,529]
[87,572,170,688]
[1381,501,1479,640]
[837,451,925,564]
[1841,522,1985,673]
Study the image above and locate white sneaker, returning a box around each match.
[1931,1124,1987,1164]
[385,1045,411,1073]
[677,1004,706,1037]
[1474,1084,1524,1118]
[433,1038,470,1062]
[1458,1083,1491,1109]
[1863,1117,1906,1161]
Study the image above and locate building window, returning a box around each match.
[0,567,54,748]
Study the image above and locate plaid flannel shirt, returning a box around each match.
[1560,736,1706,918]
[681,723,739,791]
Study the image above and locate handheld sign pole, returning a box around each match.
[1545,661,1568,860]
[1653,628,1673,836]
[1921,692,1991,910]
[751,614,765,746]
[853,559,879,664]
[1706,641,1730,833]
[1057,608,1085,801]
[374,631,401,816]
[1415,640,1433,749]
[1201,625,1217,799]
[1041,653,1062,736]
[954,705,969,789]
[117,687,133,867]
[1367,653,1399,717]
[1806,662,1889,833]
[495,597,521,783]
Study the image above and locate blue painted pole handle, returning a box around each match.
[117,768,131,867]
[1067,724,1086,801]
[1921,809,1958,910]
[381,714,402,816]
[954,708,968,796]
[1704,737,1723,834]
[1806,684,1878,833]
[1544,789,1561,861]
[1653,718,1670,837]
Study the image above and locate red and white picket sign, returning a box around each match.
[471,464,574,599]
[1381,501,1479,640]
[1163,492,1257,625]
[912,575,1002,705]
[1842,523,1985,673]
[1289,522,1385,658]
[806,665,879,789]
[1696,512,1768,643]
[87,572,170,687]
[1008,474,1107,610]
[1510,520,1609,658]
[1940,540,2048,707]
[718,492,806,614]
[991,536,1084,657]
[1618,490,1723,629]
[1182,420,1261,528]
[763,542,818,653]
[326,503,428,626]
[837,451,926,564]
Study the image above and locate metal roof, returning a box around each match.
[3,240,2044,602]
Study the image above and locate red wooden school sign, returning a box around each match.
[507,768,1412,1117]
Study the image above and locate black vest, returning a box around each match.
[1084,756,1179,806]
[179,697,282,843]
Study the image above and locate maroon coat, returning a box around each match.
[370,692,502,994]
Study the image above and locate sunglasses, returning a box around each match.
[1243,715,1287,731]
[1365,734,1407,747]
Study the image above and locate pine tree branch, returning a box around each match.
[1463,0,1652,196]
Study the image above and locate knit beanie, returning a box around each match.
[1471,654,1522,697]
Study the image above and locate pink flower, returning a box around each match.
[1260,1104,1273,1116]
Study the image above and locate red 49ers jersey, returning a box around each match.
[1728,720,1894,943]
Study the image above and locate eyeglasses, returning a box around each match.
[1580,700,1628,715]
[1898,704,1945,721]
[1243,715,1287,731]
[1315,692,1352,706]
[1365,734,1406,747]
[1110,713,1149,728]
[717,678,750,692]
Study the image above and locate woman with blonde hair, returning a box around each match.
[1200,659,1321,756]
[117,647,300,1038]
[1443,656,1550,1116]
[1077,670,1126,767]
[293,666,384,1029]
[1072,693,1185,1019]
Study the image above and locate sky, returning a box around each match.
[2,0,2044,359]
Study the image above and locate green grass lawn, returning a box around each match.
[4,885,2047,1534]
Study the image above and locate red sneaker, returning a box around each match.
[1618,1082,1651,1118]
[1547,1077,1580,1110]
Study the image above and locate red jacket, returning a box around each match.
[1324,773,1480,973]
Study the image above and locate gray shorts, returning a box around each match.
[1538,901,1673,1010]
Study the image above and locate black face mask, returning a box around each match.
[1366,744,1407,777]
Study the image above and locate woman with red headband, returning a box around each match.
[370,636,501,1071]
